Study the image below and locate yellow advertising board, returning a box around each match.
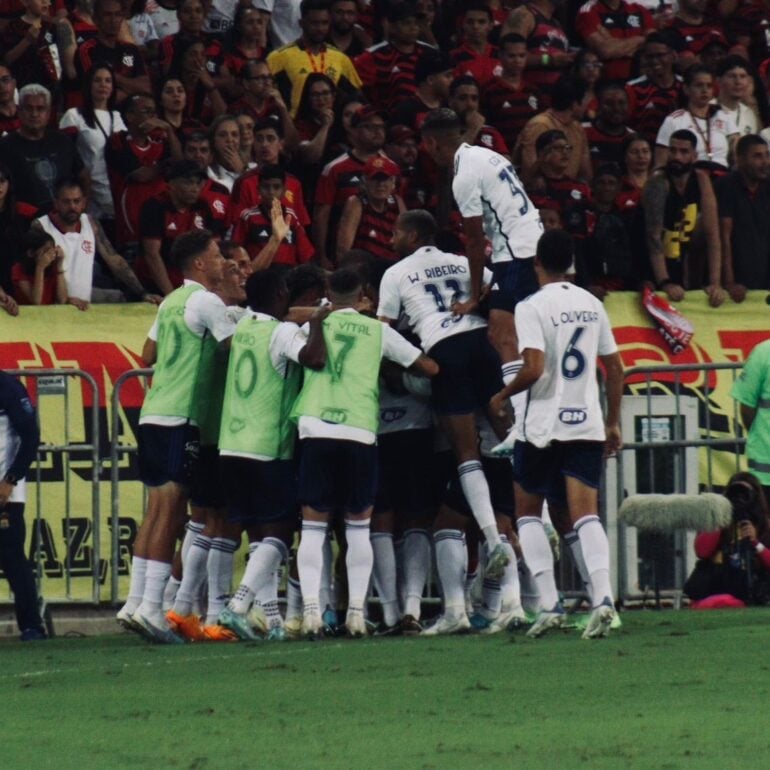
[1,293,769,601]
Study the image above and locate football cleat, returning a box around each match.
[322,607,339,635]
[420,614,471,636]
[202,624,238,642]
[166,609,206,642]
[345,612,368,639]
[116,605,144,636]
[489,429,516,457]
[218,607,261,641]
[284,616,303,640]
[485,543,510,581]
[482,607,528,635]
[582,598,616,640]
[266,625,289,642]
[372,621,401,637]
[247,605,268,635]
[399,614,423,636]
[302,612,324,641]
[133,611,185,644]
[526,604,566,638]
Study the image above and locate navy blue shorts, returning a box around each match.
[444,456,514,518]
[137,423,199,488]
[220,456,297,523]
[374,429,435,518]
[189,444,224,508]
[429,329,502,415]
[512,440,605,506]
[298,438,378,515]
[488,258,538,312]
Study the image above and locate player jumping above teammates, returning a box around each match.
[378,210,515,590]
[420,108,543,456]
[214,268,329,641]
[292,268,438,640]
[489,230,624,639]
[117,231,234,644]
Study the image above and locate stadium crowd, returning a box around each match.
[2,0,770,641]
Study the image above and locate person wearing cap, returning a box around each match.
[354,1,437,113]
[313,104,388,267]
[137,159,222,295]
[266,0,362,118]
[336,155,405,262]
[385,124,424,209]
[391,49,454,132]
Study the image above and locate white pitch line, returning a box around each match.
[1,641,347,681]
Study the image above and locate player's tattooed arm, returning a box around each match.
[642,173,683,300]
[55,17,77,80]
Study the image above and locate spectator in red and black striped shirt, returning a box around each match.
[482,33,542,154]
[626,34,683,145]
[448,75,509,157]
[576,0,654,82]
[501,0,575,91]
[354,2,436,112]
[450,2,500,87]
[76,0,151,104]
[584,81,634,172]
[336,155,405,263]
[667,0,728,69]
[312,104,387,267]
[391,50,453,132]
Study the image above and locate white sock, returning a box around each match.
[205,537,238,625]
[519,560,540,613]
[181,520,205,566]
[403,528,430,619]
[137,560,171,618]
[434,529,467,619]
[457,461,500,550]
[162,575,180,612]
[465,565,479,616]
[172,534,211,616]
[286,576,303,621]
[502,360,526,423]
[231,538,287,622]
[564,529,592,602]
[499,535,521,611]
[575,515,614,607]
[481,544,501,619]
[297,521,327,616]
[319,533,334,613]
[518,516,559,609]
[345,519,373,612]
[371,532,399,627]
[122,556,147,614]
[395,536,406,610]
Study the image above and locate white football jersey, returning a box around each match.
[515,282,618,448]
[377,246,490,353]
[452,143,543,264]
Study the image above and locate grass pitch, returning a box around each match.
[3,609,768,770]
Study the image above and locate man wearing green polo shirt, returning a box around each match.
[292,268,439,639]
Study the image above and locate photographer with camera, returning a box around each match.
[684,472,770,606]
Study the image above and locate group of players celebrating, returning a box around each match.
[116,108,624,644]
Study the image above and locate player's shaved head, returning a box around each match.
[420,108,463,138]
[329,268,363,305]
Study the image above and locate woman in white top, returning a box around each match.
[655,64,739,173]
[59,64,126,222]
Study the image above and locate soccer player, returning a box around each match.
[378,209,516,611]
[117,230,233,643]
[292,268,438,639]
[420,107,543,455]
[215,268,329,641]
[489,229,624,639]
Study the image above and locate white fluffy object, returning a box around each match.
[618,494,732,533]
